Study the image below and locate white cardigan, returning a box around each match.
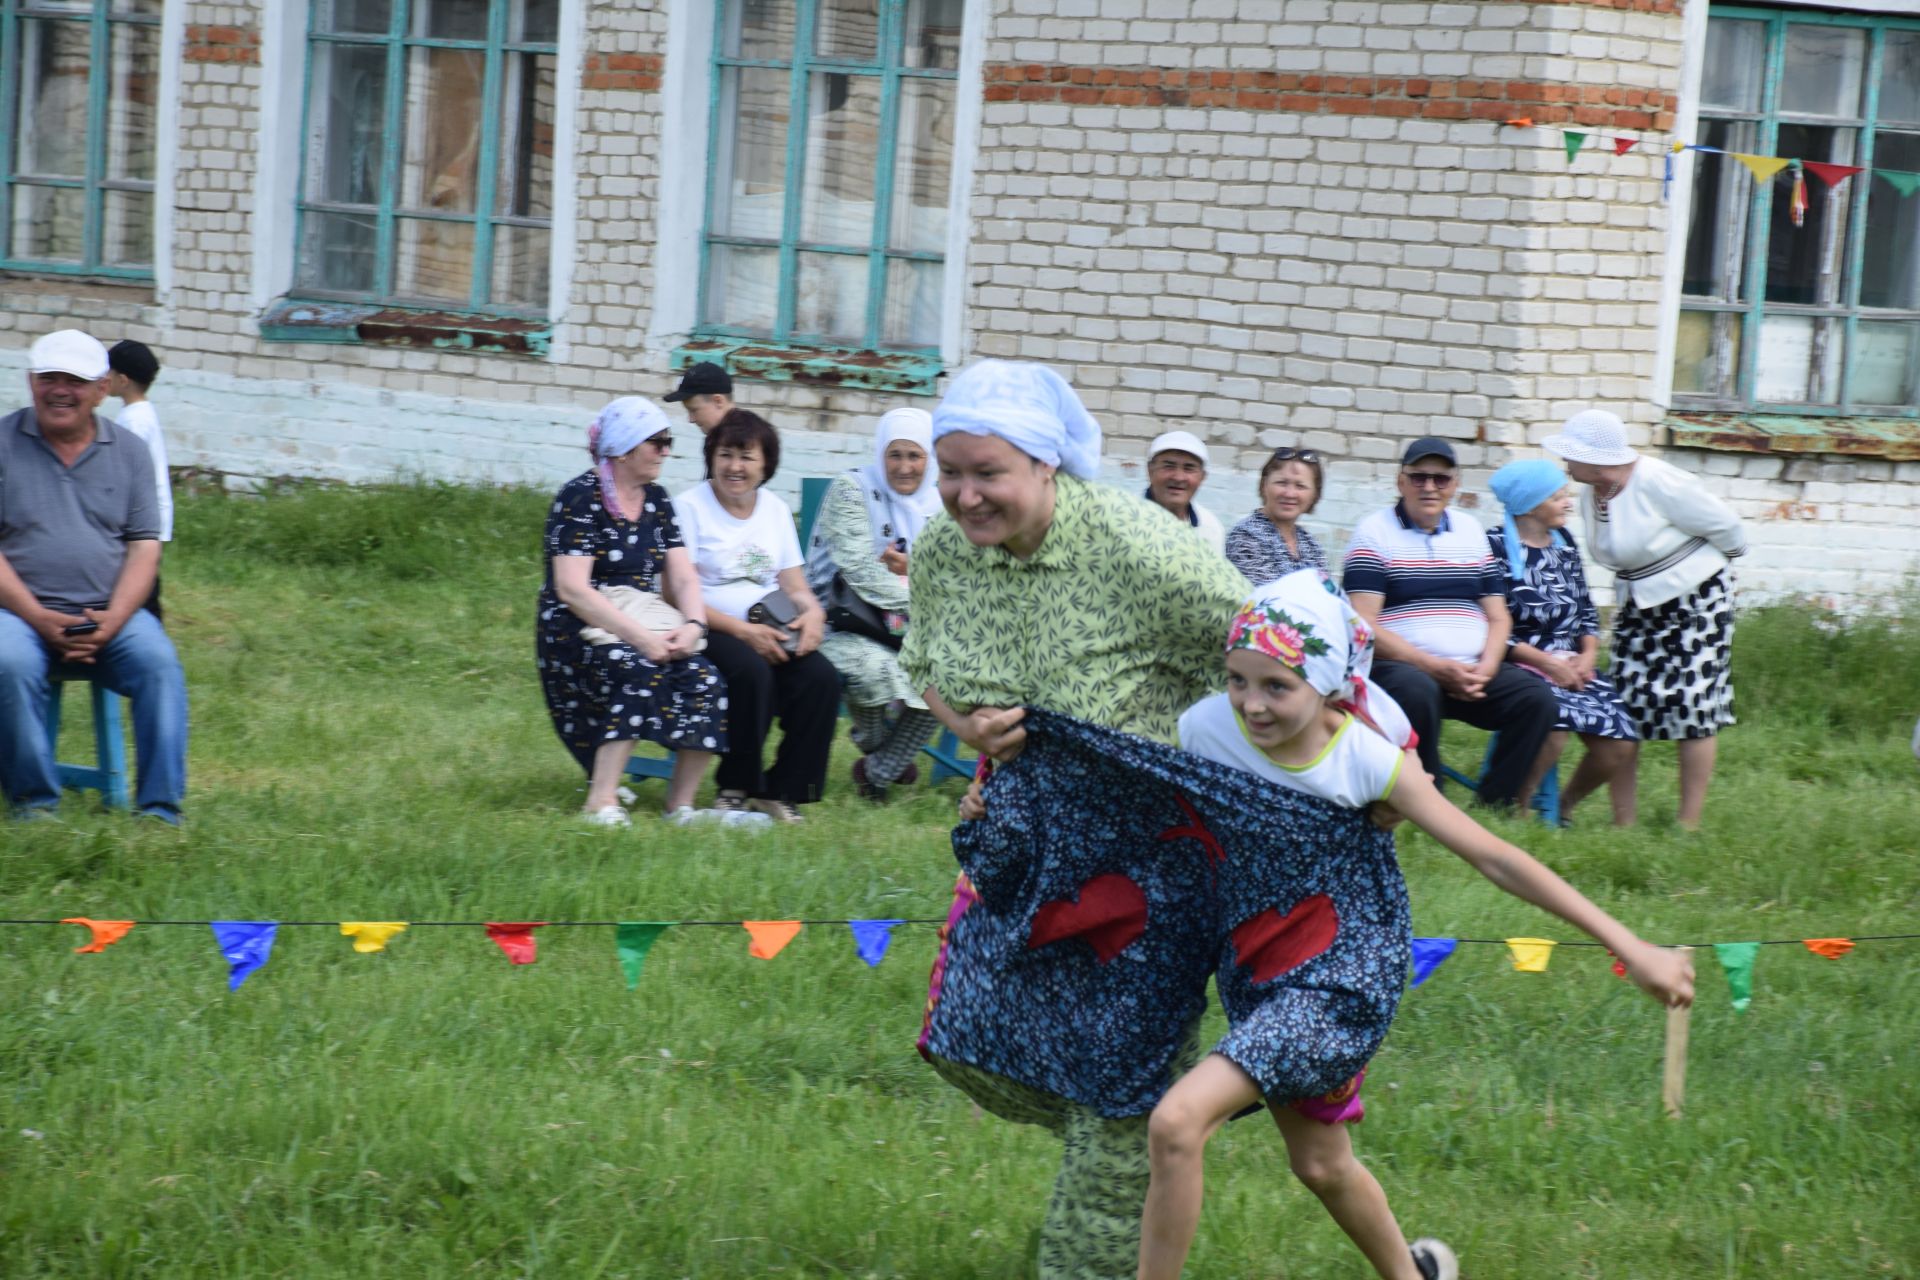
[1581,453,1747,608]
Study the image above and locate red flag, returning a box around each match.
[1612,136,1636,156]
[485,922,547,965]
[1801,161,1863,189]
[62,917,135,954]
[1803,937,1854,960]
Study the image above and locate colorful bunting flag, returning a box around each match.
[484,922,546,966]
[1409,937,1457,987]
[1713,942,1760,1012]
[1733,153,1791,183]
[1564,131,1587,163]
[1803,937,1854,960]
[744,920,802,960]
[1505,116,1534,128]
[211,921,277,991]
[339,921,408,954]
[616,922,670,989]
[1506,937,1556,973]
[1877,170,1920,197]
[849,919,902,968]
[61,917,134,954]
[1612,136,1636,156]
[1803,161,1863,189]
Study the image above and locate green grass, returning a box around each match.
[3,482,1917,1278]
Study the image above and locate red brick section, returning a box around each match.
[185,25,259,65]
[983,66,1675,131]
[584,53,663,92]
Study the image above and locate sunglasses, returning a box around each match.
[1401,470,1455,489]
[644,432,673,451]
[1268,448,1321,464]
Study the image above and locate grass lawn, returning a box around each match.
[3,483,1917,1278]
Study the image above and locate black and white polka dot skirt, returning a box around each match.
[1610,571,1735,741]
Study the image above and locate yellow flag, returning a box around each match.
[340,921,409,953]
[1506,937,1557,973]
[1732,152,1790,183]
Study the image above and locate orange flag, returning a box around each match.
[743,920,802,960]
[1803,937,1854,960]
[62,917,135,954]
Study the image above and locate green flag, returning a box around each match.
[1877,169,1920,197]
[1713,942,1760,1013]
[1563,131,1587,163]
[617,922,671,990]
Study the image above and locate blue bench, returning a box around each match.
[45,672,131,810]
[1437,732,1561,825]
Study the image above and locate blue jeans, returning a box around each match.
[0,608,189,818]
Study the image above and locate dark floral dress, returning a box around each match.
[536,471,728,772]
[1485,526,1638,741]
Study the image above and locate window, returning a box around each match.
[0,0,160,278]
[1674,9,1920,414]
[700,0,963,353]
[296,0,558,314]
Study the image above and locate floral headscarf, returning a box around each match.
[1227,569,1412,747]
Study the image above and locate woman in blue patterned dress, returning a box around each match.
[1485,460,1639,826]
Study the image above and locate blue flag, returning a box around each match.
[1409,937,1458,987]
[849,919,902,967]
[211,921,278,990]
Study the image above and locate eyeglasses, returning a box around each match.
[644,433,672,452]
[1268,448,1320,464]
[1401,470,1455,489]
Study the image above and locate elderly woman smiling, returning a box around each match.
[1224,447,1328,586]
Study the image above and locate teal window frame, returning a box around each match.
[0,0,160,281]
[293,0,557,317]
[1675,6,1920,419]
[697,0,957,358]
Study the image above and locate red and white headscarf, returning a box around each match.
[1227,569,1415,748]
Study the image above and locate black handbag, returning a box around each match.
[747,589,802,654]
[822,574,904,651]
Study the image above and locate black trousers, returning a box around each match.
[1370,659,1558,807]
[702,631,841,805]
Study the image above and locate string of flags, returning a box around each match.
[14,917,1910,1012]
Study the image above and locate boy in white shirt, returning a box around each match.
[107,340,171,620]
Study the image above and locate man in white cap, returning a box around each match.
[1144,430,1226,555]
[0,328,188,823]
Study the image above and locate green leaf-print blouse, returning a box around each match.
[902,474,1251,744]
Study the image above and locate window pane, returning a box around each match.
[704,243,779,332]
[400,47,485,215]
[297,209,379,294]
[1680,119,1756,301]
[883,257,941,347]
[516,0,559,44]
[9,184,84,262]
[1851,321,1920,406]
[490,224,549,308]
[1860,130,1920,311]
[713,67,790,240]
[794,250,868,342]
[723,0,797,61]
[313,0,393,35]
[1700,19,1765,113]
[890,77,952,253]
[101,188,152,268]
[105,20,160,183]
[415,0,489,40]
[1883,32,1920,128]
[495,53,556,218]
[12,20,91,180]
[305,42,389,206]
[903,0,963,71]
[111,0,165,15]
[1780,25,1865,119]
[394,217,475,302]
[801,72,879,246]
[1754,314,1843,404]
[1763,125,1856,306]
[1671,310,1742,399]
[815,0,879,61]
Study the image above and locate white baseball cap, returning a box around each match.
[28,329,110,381]
[1541,409,1638,467]
[1148,430,1210,467]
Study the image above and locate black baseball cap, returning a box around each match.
[663,361,732,402]
[1400,436,1457,467]
[108,339,160,388]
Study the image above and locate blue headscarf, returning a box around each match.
[1487,459,1571,580]
[931,360,1103,480]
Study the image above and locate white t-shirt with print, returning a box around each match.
[1177,692,1406,809]
[673,480,804,621]
[115,400,173,542]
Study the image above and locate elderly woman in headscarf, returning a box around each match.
[901,360,1251,1280]
[805,407,944,801]
[1485,459,1640,825]
[536,398,736,827]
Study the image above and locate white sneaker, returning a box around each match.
[582,805,631,827]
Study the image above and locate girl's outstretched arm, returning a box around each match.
[1386,766,1694,1007]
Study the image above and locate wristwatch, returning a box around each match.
[692,619,710,639]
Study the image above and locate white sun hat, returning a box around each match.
[1148,429,1210,467]
[1540,408,1638,467]
[27,329,110,381]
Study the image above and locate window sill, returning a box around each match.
[675,336,942,396]
[1665,411,1920,462]
[259,300,551,358]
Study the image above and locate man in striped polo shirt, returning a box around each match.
[1341,437,1556,808]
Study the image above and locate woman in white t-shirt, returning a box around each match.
[675,410,839,824]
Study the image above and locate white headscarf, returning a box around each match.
[1226,569,1414,748]
[861,407,942,549]
[587,396,670,521]
[930,360,1102,480]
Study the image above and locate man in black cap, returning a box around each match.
[1340,436,1556,808]
[663,361,736,434]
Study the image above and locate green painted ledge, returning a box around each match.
[1665,412,1920,461]
[259,300,551,358]
[673,338,942,397]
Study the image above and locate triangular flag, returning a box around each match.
[1713,942,1760,1012]
[339,921,408,954]
[61,917,135,954]
[1607,949,1628,979]
[211,922,277,991]
[485,922,547,965]
[1612,136,1636,156]
[1506,937,1556,973]
[1505,116,1534,128]
[744,920,802,960]
[1802,161,1862,189]
[849,919,902,968]
[1803,937,1854,959]
[616,922,670,990]
[1563,131,1587,163]
[1409,937,1457,987]
[1876,169,1920,197]
[1732,152,1791,183]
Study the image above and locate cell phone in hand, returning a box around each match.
[62,621,100,636]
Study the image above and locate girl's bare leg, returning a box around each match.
[1139,1055,1262,1280]
[1270,1106,1423,1280]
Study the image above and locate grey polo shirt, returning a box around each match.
[0,406,159,614]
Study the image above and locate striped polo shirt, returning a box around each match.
[1341,502,1502,663]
